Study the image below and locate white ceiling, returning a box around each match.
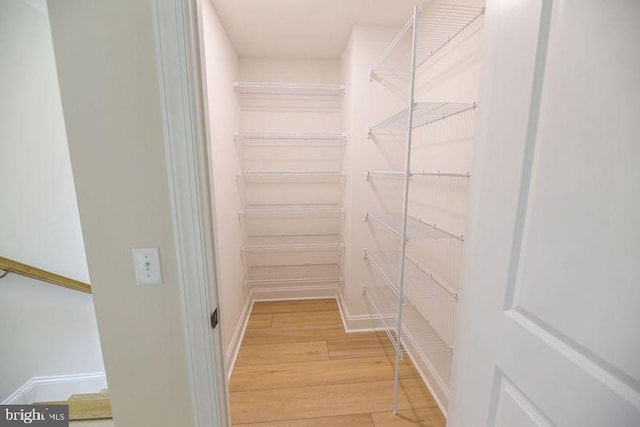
[209,0,420,59]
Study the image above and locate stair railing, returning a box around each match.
[0,256,91,294]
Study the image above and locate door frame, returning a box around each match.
[151,0,230,426]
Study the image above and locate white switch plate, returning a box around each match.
[132,247,163,285]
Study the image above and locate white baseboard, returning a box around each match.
[224,296,254,382]
[2,372,107,405]
[249,287,382,332]
[401,332,450,417]
[336,292,448,414]
[336,291,384,333]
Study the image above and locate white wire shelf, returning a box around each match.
[239,203,345,218]
[234,132,346,143]
[364,248,458,350]
[243,234,344,250]
[366,170,405,180]
[363,285,453,356]
[363,249,457,300]
[236,171,346,183]
[234,82,345,96]
[369,12,414,80]
[235,133,346,172]
[370,4,485,79]
[240,208,345,245]
[363,286,402,353]
[406,255,458,300]
[403,305,453,354]
[415,4,485,70]
[412,170,470,178]
[239,205,345,216]
[366,170,470,180]
[369,102,475,134]
[244,264,343,286]
[400,301,454,393]
[363,250,401,297]
[237,174,345,207]
[365,210,464,241]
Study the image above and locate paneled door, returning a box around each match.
[448,0,640,425]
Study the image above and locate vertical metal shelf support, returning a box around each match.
[392,4,420,415]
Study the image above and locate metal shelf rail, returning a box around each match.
[368,102,476,136]
[370,4,485,80]
[233,81,345,96]
[365,210,464,241]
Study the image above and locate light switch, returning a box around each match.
[133,247,163,285]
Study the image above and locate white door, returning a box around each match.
[448,0,640,426]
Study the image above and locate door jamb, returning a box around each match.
[151,0,230,426]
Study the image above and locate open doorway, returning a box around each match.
[0,0,111,423]
[197,0,484,424]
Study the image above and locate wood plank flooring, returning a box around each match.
[229,299,445,427]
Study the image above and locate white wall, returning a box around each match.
[201,0,245,369]
[47,0,197,425]
[239,58,341,83]
[0,0,104,402]
[340,25,408,319]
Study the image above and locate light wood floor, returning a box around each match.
[229,299,445,426]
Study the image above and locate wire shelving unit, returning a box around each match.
[234,81,346,289]
[364,3,481,415]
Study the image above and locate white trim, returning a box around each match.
[224,297,254,382]
[151,0,228,426]
[336,291,384,333]
[402,337,449,417]
[245,287,382,332]
[2,373,106,405]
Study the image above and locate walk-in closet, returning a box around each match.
[201,0,484,423]
[40,0,640,424]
